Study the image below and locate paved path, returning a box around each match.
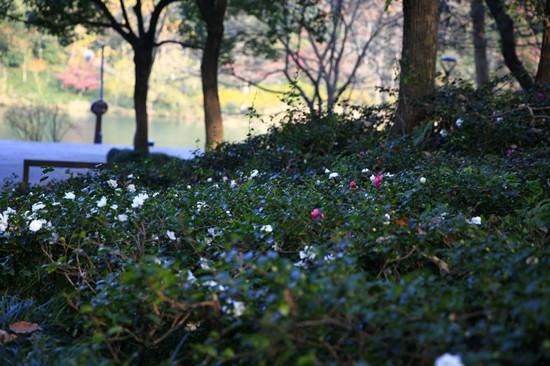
[0,140,196,185]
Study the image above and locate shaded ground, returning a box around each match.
[0,140,196,185]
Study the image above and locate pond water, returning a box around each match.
[0,108,272,149]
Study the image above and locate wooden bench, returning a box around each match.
[23,159,106,185]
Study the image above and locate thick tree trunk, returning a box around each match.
[471,0,489,87]
[486,0,535,90]
[536,0,550,85]
[197,0,226,151]
[133,46,154,154]
[395,0,440,134]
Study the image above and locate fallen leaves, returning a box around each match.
[9,321,42,334]
[395,218,409,227]
[0,321,42,344]
[0,329,17,344]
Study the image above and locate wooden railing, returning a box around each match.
[23,159,106,185]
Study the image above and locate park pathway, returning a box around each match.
[0,140,196,185]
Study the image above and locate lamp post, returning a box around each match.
[90,45,108,144]
[440,55,457,79]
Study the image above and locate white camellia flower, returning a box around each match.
[299,246,317,261]
[96,196,107,208]
[110,204,118,210]
[420,177,427,184]
[117,214,128,222]
[260,224,273,233]
[131,193,149,208]
[328,172,339,179]
[187,270,197,284]
[202,279,226,291]
[32,202,46,212]
[249,169,259,179]
[207,227,223,237]
[440,129,448,138]
[361,168,370,173]
[4,207,15,216]
[166,230,176,241]
[467,216,482,225]
[29,219,47,232]
[455,118,464,128]
[434,353,464,366]
[203,280,219,288]
[324,253,336,262]
[0,213,8,233]
[232,301,246,317]
[64,192,76,200]
[126,184,136,193]
[199,257,211,270]
[196,201,207,212]
[107,179,118,188]
[324,168,331,174]
[230,180,237,189]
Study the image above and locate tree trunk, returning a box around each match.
[485,0,535,90]
[471,0,489,87]
[133,45,154,154]
[536,0,550,85]
[197,0,226,151]
[395,0,440,134]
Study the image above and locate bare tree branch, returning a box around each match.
[148,0,179,40]
[335,14,396,103]
[154,39,204,49]
[90,0,136,44]
[223,68,287,94]
[119,0,136,38]
[133,0,146,36]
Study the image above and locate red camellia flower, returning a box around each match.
[371,174,383,188]
[310,208,325,220]
[349,179,359,191]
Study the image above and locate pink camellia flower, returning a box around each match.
[506,145,517,157]
[371,174,383,188]
[349,179,359,191]
[310,208,325,220]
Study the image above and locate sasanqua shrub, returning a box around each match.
[0,82,548,365]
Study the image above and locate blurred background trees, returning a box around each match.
[5,104,73,142]
[0,0,546,147]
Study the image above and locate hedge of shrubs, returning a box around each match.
[0,82,548,365]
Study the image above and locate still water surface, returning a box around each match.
[0,110,271,148]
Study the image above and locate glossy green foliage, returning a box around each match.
[0,82,548,365]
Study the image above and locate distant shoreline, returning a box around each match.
[0,95,199,120]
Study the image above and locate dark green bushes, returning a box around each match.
[0,82,548,365]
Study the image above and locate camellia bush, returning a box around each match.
[0,82,548,365]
